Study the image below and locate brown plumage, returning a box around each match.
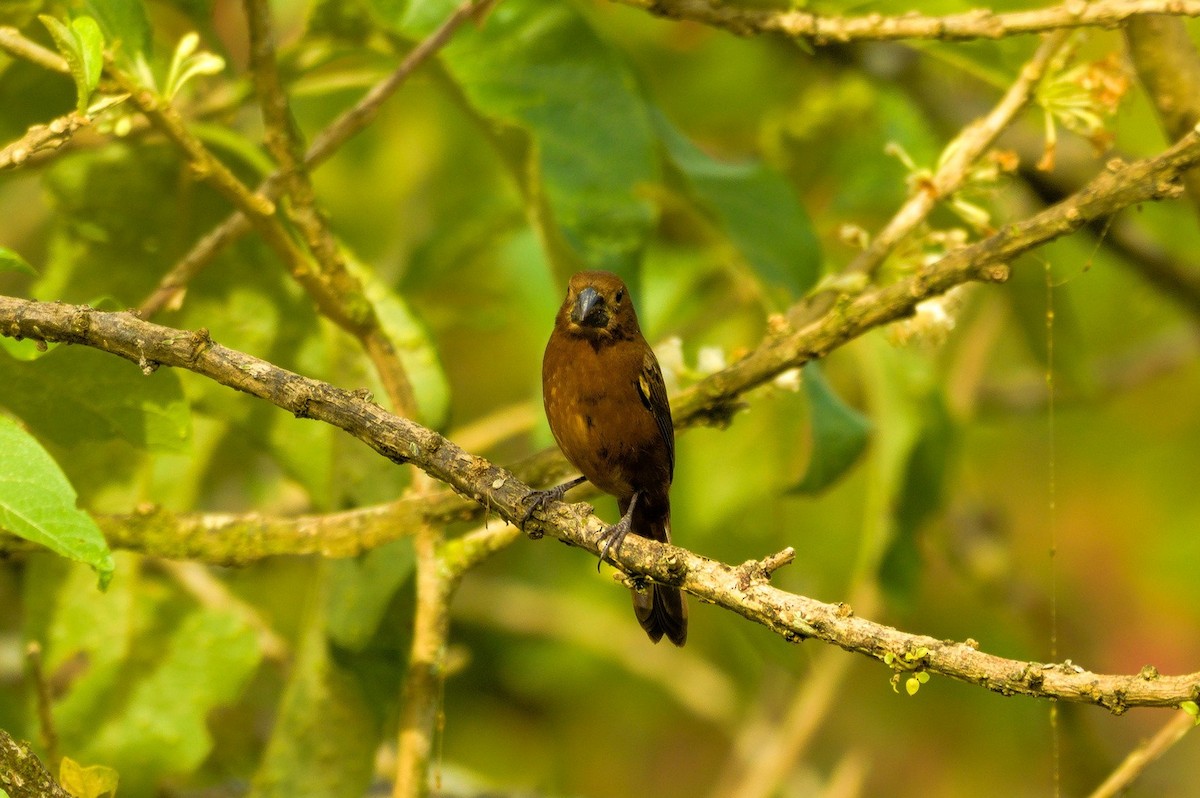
[534,270,688,646]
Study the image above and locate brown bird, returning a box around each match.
[531,270,687,646]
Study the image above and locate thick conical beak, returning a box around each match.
[571,286,604,327]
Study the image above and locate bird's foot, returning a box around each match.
[596,513,633,571]
[519,476,587,537]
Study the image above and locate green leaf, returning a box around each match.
[905,675,921,696]
[418,0,658,275]
[80,0,150,62]
[0,416,113,586]
[790,363,872,494]
[250,570,376,798]
[71,16,104,94]
[0,246,36,275]
[326,538,415,650]
[80,608,262,794]
[1182,700,1200,725]
[39,13,99,113]
[655,109,821,297]
[0,344,191,452]
[59,757,119,798]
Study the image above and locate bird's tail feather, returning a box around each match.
[633,582,688,646]
[629,508,688,646]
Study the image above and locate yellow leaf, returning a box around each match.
[59,756,119,798]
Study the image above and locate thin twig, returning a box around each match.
[108,61,429,417]
[24,642,59,767]
[0,112,90,172]
[845,29,1070,279]
[138,0,498,319]
[1087,710,1197,798]
[0,25,68,72]
[611,0,1200,44]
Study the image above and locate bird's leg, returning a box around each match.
[519,475,588,533]
[597,491,638,571]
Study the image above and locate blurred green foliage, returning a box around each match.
[1,1,1200,797]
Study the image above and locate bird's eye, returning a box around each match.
[615,289,624,302]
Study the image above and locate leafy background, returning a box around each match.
[2,0,1200,796]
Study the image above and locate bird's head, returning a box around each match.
[559,270,641,341]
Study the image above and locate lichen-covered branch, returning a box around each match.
[0,729,73,798]
[0,497,470,563]
[612,0,1200,44]
[669,126,1200,428]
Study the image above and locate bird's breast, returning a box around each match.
[543,334,664,499]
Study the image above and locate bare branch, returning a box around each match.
[393,525,450,798]
[611,0,1200,44]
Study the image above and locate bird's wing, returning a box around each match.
[637,347,675,477]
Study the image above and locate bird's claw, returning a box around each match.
[596,514,632,572]
[519,476,587,536]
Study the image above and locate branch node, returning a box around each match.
[979,263,1011,283]
[737,546,797,588]
[188,327,213,361]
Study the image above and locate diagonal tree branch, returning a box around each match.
[3,288,1200,709]
[3,120,1197,573]
[1087,709,1197,797]
[4,124,1200,709]
[0,112,89,172]
[611,0,1200,44]
[845,29,1069,280]
[0,729,73,798]
[0,25,68,72]
[138,0,498,319]
[243,0,418,415]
